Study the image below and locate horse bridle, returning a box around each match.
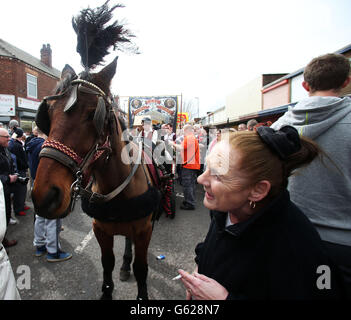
[37,78,142,208]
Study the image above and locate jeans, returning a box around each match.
[181,167,197,207]
[33,215,62,254]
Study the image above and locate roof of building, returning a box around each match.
[0,38,61,78]
[262,42,351,90]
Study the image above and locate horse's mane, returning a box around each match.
[72,0,138,70]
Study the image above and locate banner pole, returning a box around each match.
[180,93,183,128]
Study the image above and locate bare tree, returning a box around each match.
[181,98,198,120]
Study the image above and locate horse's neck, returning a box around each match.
[93,116,149,198]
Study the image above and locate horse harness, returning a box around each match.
[36,78,145,210]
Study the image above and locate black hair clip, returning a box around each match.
[257,126,301,160]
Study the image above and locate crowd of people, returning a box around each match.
[0,123,72,299]
[1,52,351,300]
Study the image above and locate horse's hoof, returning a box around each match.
[100,293,112,300]
[119,269,131,282]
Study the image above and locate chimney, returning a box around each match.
[40,44,52,68]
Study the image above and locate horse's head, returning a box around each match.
[32,59,117,219]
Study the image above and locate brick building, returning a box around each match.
[0,39,60,132]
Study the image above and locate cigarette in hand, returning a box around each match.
[172,274,182,281]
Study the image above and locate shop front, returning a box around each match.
[17,97,39,133]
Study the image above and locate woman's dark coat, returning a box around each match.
[195,190,345,299]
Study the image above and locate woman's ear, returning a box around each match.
[248,180,271,202]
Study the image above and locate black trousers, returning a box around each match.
[4,192,11,226]
[323,240,351,299]
[10,172,27,214]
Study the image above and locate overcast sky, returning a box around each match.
[1,0,351,116]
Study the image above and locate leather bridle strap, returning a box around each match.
[71,79,106,97]
[78,141,143,203]
[40,147,81,175]
[40,137,109,175]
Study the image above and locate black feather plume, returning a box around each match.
[72,1,138,69]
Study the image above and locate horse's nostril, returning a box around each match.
[34,186,63,217]
[46,186,62,212]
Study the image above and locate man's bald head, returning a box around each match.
[183,124,194,136]
[0,128,10,147]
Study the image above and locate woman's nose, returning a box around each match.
[197,169,208,186]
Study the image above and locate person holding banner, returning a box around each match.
[138,116,158,144]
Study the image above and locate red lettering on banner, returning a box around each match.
[146,99,161,104]
[157,106,174,115]
[133,106,150,115]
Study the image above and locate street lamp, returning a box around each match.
[194,97,199,119]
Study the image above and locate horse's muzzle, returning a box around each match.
[32,186,64,219]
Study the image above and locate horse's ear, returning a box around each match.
[98,57,118,83]
[61,64,76,80]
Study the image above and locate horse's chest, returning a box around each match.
[93,217,150,238]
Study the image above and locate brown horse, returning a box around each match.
[31,2,161,300]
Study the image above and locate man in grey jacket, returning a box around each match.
[271,53,351,297]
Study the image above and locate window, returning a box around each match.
[27,74,37,99]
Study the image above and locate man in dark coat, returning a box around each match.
[8,127,29,217]
[25,129,45,181]
[0,128,18,248]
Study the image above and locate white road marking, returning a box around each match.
[74,229,94,254]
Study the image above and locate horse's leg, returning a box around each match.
[119,237,133,281]
[93,222,115,300]
[133,225,152,300]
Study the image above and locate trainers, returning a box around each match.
[16,211,26,216]
[35,245,47,257]
[47,251,72,262]
[9,218,17,225]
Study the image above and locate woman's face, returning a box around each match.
[197,141,252,213]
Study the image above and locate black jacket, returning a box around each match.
[195,190,345,299]
[0,146,16,194]
[8,139,28,172]
[25,137,45,180]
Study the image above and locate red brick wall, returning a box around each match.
[0,56,59,102]
[0,56,17,96]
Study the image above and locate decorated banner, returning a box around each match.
[177,112,189,124]
[128,96,178,128]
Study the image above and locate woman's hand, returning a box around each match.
[178,269,228,300]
